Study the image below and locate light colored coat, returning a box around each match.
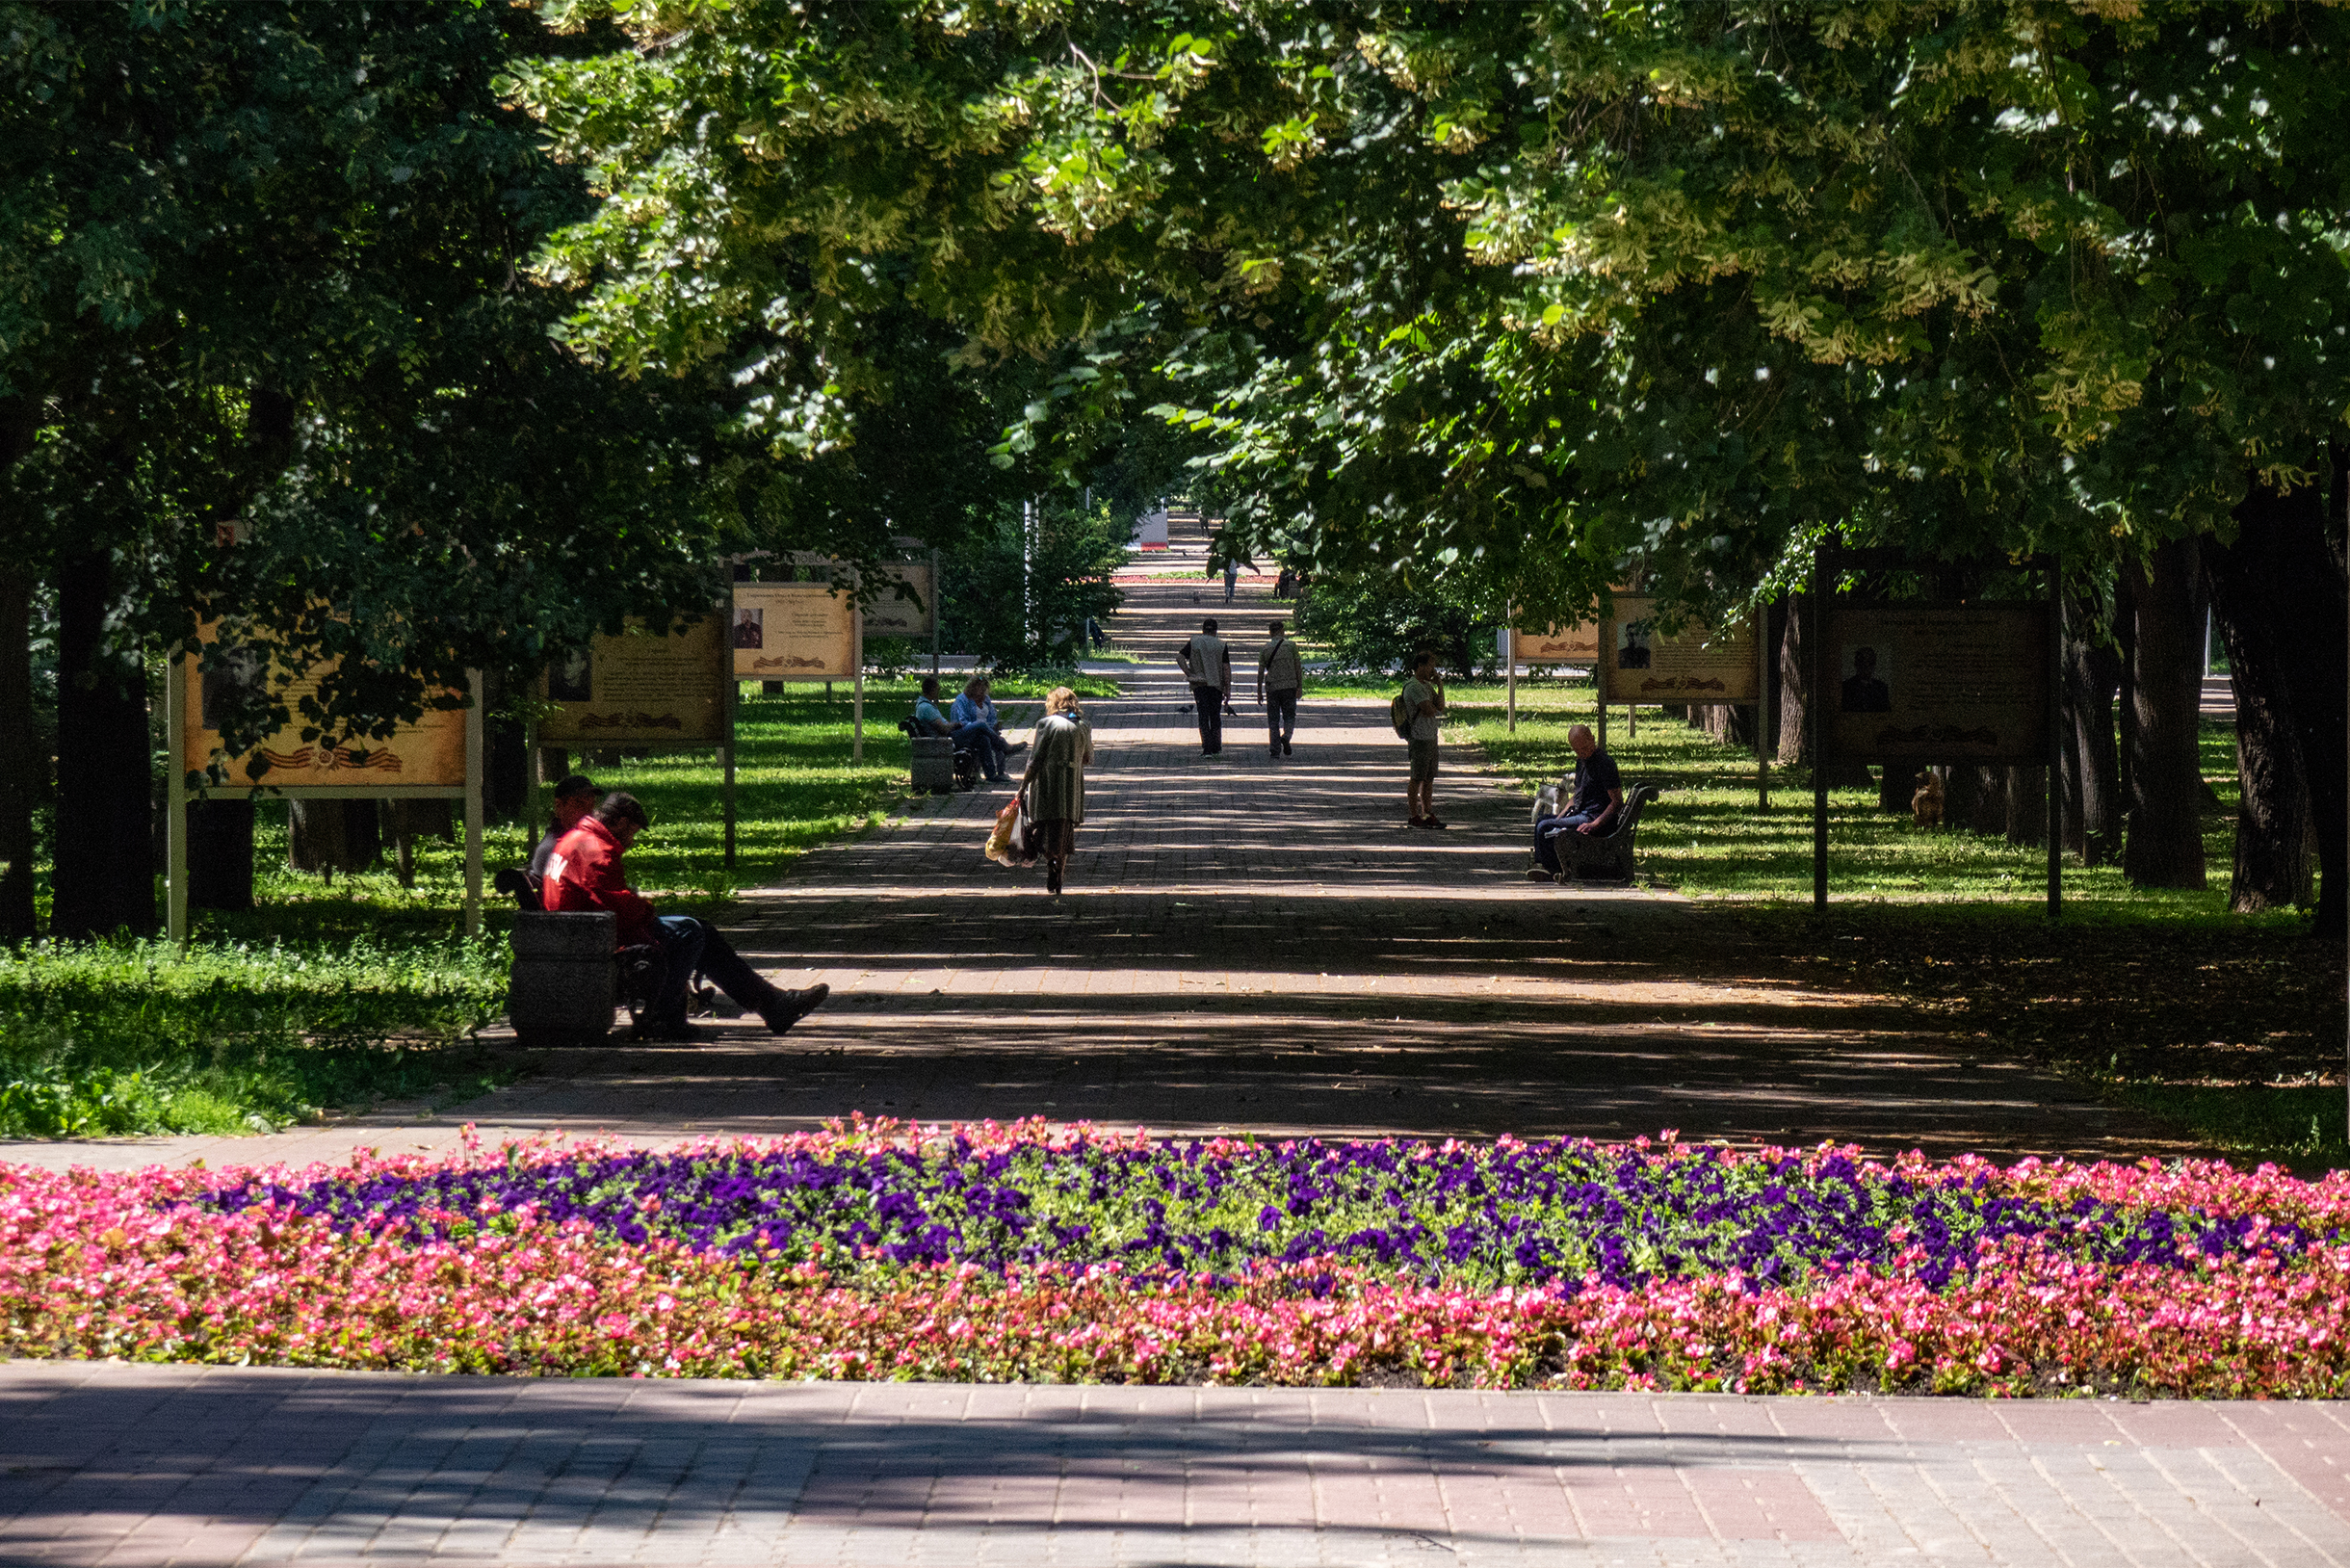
[1024,713,1092,824]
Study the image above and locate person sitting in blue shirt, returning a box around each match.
[1530,723,1622,877]
[912,676,951,735]
[948,674,1015,783]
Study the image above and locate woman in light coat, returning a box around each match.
[1021,686,1093,895]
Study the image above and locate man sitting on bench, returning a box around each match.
[544,791,829,1041]
[528,773,601,884]
[1529,724,1623,879]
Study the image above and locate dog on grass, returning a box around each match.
[1911,769,1945,829]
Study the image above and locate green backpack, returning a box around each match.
[1390,689,1414,740]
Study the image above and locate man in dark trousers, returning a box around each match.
[544,792,828,1041]
[1529,723,1623,877]
[1176,617,1232,756]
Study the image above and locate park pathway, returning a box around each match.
[7,521,2341,1568]
[7,515,2179,1176]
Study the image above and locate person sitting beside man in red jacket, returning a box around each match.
[544,791,827,1041]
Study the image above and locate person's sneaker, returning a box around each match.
[1269,745,1280,757]
[1005,740,1029,754]
[1407,816,1428,828]
[646,1018,705,1043]
[1283,742,1293,756]
[760,982,831,1035]
[1526,866,1554,882]
[1422,817,1449,829]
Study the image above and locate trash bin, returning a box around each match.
[909,734,956,793]
[508,910,616,1045]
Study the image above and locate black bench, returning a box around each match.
[1530,780,1664,884]
[495,866,696,1039]
[900,716,981,792]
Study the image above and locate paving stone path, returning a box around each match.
[10,522,2304,1567]
[5,1363,2346,1565]
[5,518,2177,1177]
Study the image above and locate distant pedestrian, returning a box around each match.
[1399,649,1447,829]
[1223,558,1240,603]
[1022,687,1093,896]
[1176,617,1232,756]
[1257,619,1304,757]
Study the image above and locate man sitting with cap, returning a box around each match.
[544,791,829,1041]
[529,773,602,885]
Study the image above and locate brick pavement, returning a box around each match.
[1,519,2181,1177]
[4,1362,2346,1565]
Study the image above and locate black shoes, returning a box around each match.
[760,982,831,1035]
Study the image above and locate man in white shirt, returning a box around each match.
[1256,619,1304,758]
[1176,617,1232,756]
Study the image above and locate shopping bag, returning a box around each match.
[983,797,1021,866]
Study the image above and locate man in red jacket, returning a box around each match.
[545,792,827,1041]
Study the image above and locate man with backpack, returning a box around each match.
[1397,649,1447,828]
[1256,619,1304,757]
[1176,617,1232,756]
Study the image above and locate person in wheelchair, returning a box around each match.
[543,792,828,1042]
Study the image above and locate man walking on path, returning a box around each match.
[1222,558,1240,603]
[1257,619,1303,757]
[1400,650,1447,828]
[1530,722,1623,877]
[1177,618,1231,756]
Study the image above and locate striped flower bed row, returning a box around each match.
[5,1121,2345,1398]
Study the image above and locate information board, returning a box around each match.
[1600,597,1762,704]
[731,582,855,680]
[861,561,934,639]
[1821,602,2050,765]
[180,625,466,791]
[538,614,728,745]
[1511,621,1603,665]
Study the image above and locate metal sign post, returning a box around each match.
[851,565,865,767]
[166,656,189,953]
[2047,558,2063,919]
[463,671,484,937]
[1756,609,1771,812]
[721,663,738,870]
[1812,553,1830,912]
[930,548,942,678]
[1505,628,1517,733]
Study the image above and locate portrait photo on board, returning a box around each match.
[1615,619,1654,669]
[199,644,267,731]
[733,606,764,649]
[1841,644,1893,713]
[549,646,593,703]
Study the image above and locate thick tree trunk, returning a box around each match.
[2006,766,2047,847]
[2121,540,2209,889]
[1970,766,2009,836]
[2066,593,2125,867]
[1778,591,1869,784]
[1777,595,1808,768]
[52,548,158,938]
[1944,762,1981,827]
[2219,472,2347,935]
[186,797,256,911]
[0,395,39,941]
[1878,764,1912,815]
[287,798,381,881]
[2206,523,2315,911]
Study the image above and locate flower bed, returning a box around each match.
[5,1122,2347,1398]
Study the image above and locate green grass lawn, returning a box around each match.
[1449,674,2338,1169]
[7,672,1125,1141]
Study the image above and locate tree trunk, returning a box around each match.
[52,548,158,938]
[2121,539,2209,889]
[186,797,255,911]
[287,798,381,881]
[2220,470,2347,935]
[2066,591,2125,867]
[1943,762,1980,828]
[1777,593,1808,767]
[1878,764,1912,815]
[0,563,33,942]
[382,797,454,890]
[0,395,39,941]
[2205,523,2316,912]
[2006,766,2047,847]
[1970,766,2009,836]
